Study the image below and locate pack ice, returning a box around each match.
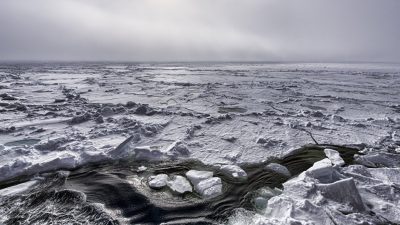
[228,149,400,225]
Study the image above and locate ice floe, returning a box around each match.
[194,177,223,199]
[264,163,291,177]
[219,165,248,180]
[185,170,214,185]
[167,175,193,194]
[148,174,169,189]
[324,148,345,167]
[228,155,400,225]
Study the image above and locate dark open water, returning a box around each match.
[0,144,359,225]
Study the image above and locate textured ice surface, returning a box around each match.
[1,63,400,224]
[324,148,345,167]
[219,165,248,180]
[148,174,168,189]
[227,159,400,225]
[0,180,38,196]
[167,175,193,194]
[194,177,223,199]
[1,63,399,182]
[185,169,214,185]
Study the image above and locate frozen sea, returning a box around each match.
[0,62,400,224]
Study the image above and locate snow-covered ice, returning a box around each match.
[324,148,345,167]
[148,174,169,189]
[0,180,38,196]
[167,175,193,194]
[185,169,214,185]
[219,165,248,180]
[227,157,400,225]
[193,177,223,199]
[1,62,400,224]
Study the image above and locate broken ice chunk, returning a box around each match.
[100,106,114,116]
[134,146,164,161]
[185,170,214,186]
[164,141,190,159]
[167,175,192,194]
[324,148,345,167]
[367,168,400,185]
[194,177,223,199]
[69,112,91,124]
[219,165,247,180]
[305,158,337,183]
[138,165,147,172]
[355,152,400,168]
[264,163,291,177]
[256,137,267,144]
[148,174,168,189]
[316,178,365,212]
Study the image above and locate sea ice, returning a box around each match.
[219,165,247,180]
[148,174,169,189]
[164,141,190,159]
[185,170,214,185]
[0,180,38,196]
[194,177,223,199]
[316,178,365,212]
[133,146,164,161]
[1,63,400,224]
[167,175,193,194]
[324,148,345,167]
[138,165,147,172]
[355,152,400,168]
[264,163,291,177]
[305,158,339,183]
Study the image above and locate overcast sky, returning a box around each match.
[0,0,399,62]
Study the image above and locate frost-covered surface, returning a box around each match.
[1,63,399,182]
[1,63,400,223]
[185,170,223,198]
[227,150,400,225]
[148,174,168,189]
[167,175,193,194]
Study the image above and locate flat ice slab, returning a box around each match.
[185,170,214,185]
[305,158,336,183]
[148,174,168,189]
[194,177,223,199]
[167,175,193,194]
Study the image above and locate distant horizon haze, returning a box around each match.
[1,0,399,62]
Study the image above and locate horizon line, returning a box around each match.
[0,59,399,64]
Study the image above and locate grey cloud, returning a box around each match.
[0,0,399,62]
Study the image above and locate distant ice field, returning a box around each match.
[0,62,399,182]
[1,62,400,225]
